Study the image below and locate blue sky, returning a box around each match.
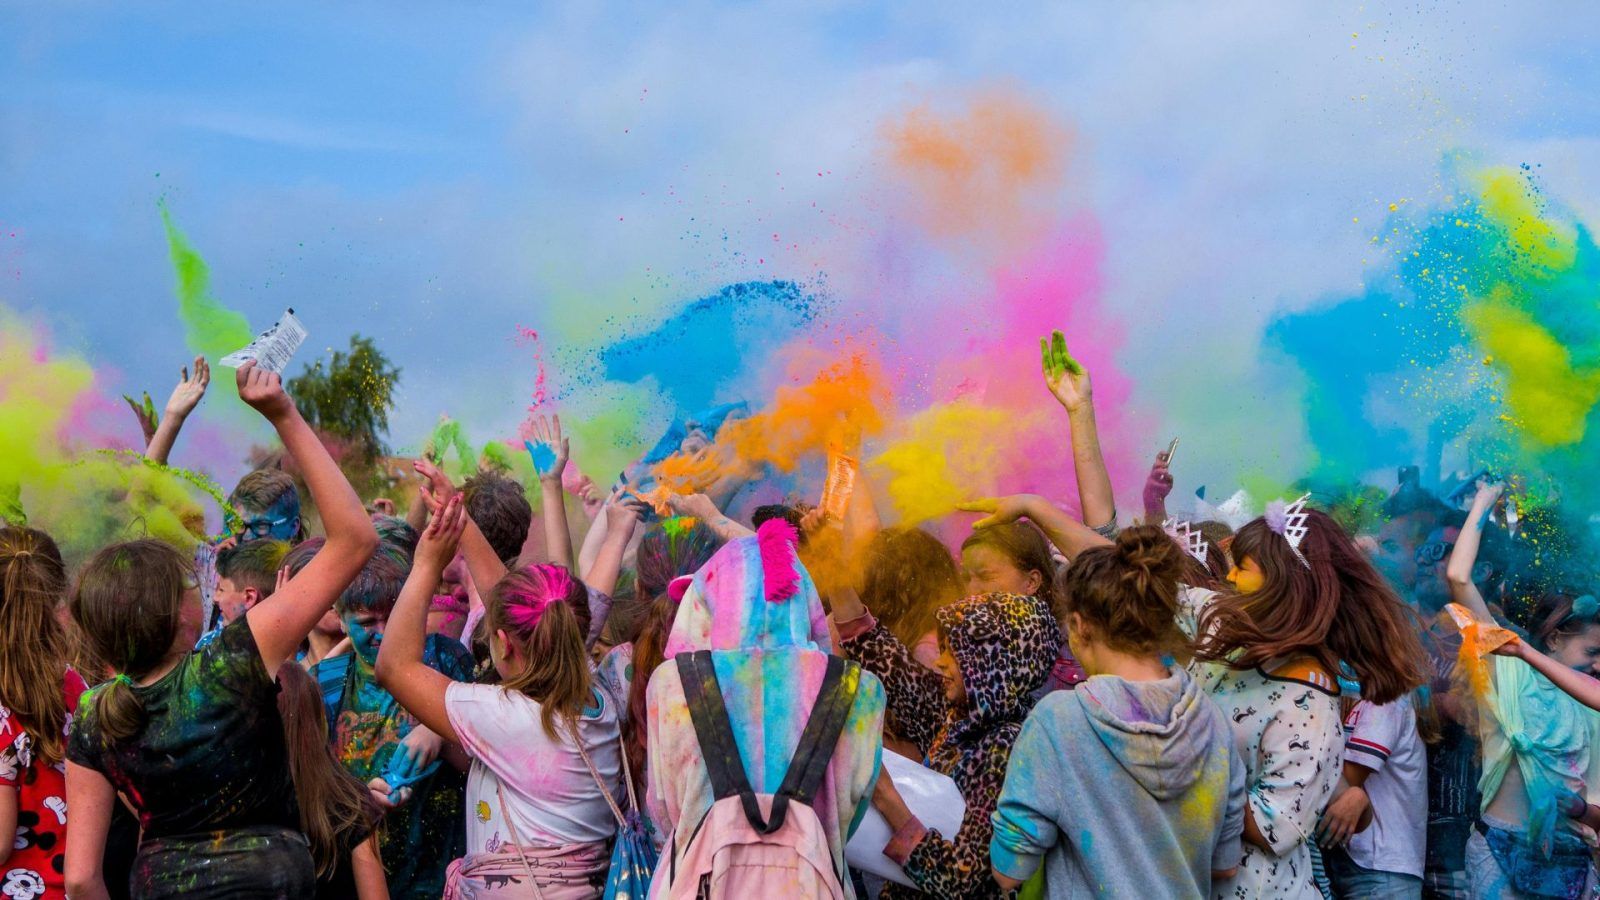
[5,2,1600,488]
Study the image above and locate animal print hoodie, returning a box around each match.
[839,591,1062,899]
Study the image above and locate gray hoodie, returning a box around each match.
[990,667,1246,898]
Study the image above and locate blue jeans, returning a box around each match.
[1325,846,1423,900]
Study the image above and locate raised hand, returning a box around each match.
[525,414,570,483]
[1143,449,1174,519]
[412,458,459,512]
[234,360,294,421]
[123,392,158,445]
[165,356,211,420]
[667,492,721,521]
[956,494,1044,530]
[415,494,468,572]
[1040,329,1091,413]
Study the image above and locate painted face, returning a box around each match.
[214,576,254,625]
[1409,526,1460,612]
[234,492,300,542]
[960,544,1041,598]
[342,610,388,664]
[1548,622,1600,675]
[934,640,968,707]
[427,604,468,642]
[1227,555,1266,594]
[439,552,471,612]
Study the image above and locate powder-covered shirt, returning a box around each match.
[1342,696,1427,878]
[2,668,86,900]
[67,618,300,838]
[446,681,623,851]
[991,667,1246,899]
[312,634,474,899]
[1178,587,1344,899]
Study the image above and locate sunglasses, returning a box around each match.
[1414,540,1451,566]
[236,514,293,540]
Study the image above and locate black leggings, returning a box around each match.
[132,825,315,900]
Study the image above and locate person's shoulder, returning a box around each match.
[422,633,475,674]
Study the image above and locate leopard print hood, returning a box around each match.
[936,591,1061,744]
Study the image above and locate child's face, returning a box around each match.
[960,544,1040,598]
[1227,555,1266,595]
[934,640,967,707]
[343,610,389,664]
[1549,623,1600,675]
[214,577,254,625]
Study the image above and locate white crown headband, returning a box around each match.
[1162,518,1209,568]
[1264,493,1312,569]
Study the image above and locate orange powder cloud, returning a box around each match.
[883,91,1071,240]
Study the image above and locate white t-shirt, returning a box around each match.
[445,681,623,851]
[1343,696,1427,878]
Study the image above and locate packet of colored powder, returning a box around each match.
[820,451,858,520]
[221,308,308,373]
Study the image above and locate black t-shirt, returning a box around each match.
[68,618,300,838]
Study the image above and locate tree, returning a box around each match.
[287,335,400,468]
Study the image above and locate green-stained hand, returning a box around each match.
[1040,330,1091,412]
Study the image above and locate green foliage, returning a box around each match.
[287,335,400,467]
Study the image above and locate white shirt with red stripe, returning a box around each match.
[1343,695,1427,878]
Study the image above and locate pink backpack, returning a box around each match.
[652,651,862,900]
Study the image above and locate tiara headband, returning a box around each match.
[1264,493,1312,570]
[1162,518,1209,569]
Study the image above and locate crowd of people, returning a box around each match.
[4,335,1600,900]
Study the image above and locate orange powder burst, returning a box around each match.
[883,91,1070,241]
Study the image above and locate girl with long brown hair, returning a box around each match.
[0,526,85,900]
[275,664,388,899]
[63,362,379,900]
[1187,499,1427,898]
[376,497,626,899]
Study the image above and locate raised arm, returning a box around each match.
[525,414,574,570]
[1445,480,1500,624]
[374,494,468,743]
[414,458,509,592]
[957,493,1112,561]
[668,492,755,541]
[145,356,211,464]
[240,361,378,677]
[1042,331,1115,533]
[584,495,644,599]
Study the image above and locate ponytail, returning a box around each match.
[91,675,147,744]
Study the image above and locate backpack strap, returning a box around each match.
[675,650,862,838]
[775,655,860,809]
[677,651,772,834]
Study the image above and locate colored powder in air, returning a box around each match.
[159,202,253,360]
[883,90,1070,245]
[600,280,824,412]
[872,400,1016,524]
[1462,290,1600,447]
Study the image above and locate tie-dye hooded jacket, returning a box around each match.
[839,591,1061,899]
[644,519,886,895]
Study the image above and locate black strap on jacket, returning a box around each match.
[676,650,861,835]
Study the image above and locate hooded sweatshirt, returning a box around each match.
[839,591,1061,898]
[990,668,1247,899]
[644,519,886,897]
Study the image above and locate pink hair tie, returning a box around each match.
[756,518,800,603]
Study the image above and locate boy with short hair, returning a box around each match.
[229,468,303,542]
[214,538,290,624]
[460,471,531,565]
[309,549,474,899]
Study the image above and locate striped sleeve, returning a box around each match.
[1343,699,1401,771]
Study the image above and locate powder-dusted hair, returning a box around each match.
[216,539,290,597]
[229,468,299,516]
[70,539,194,744]
[961,521,1063,619]
[1195,508,1427,705]
[487,564,592,740]
[0,527,72,768]
[1061,524,1189,656]
[334,550,409,617]
[861,526,963,651]
[462,472,532,565]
